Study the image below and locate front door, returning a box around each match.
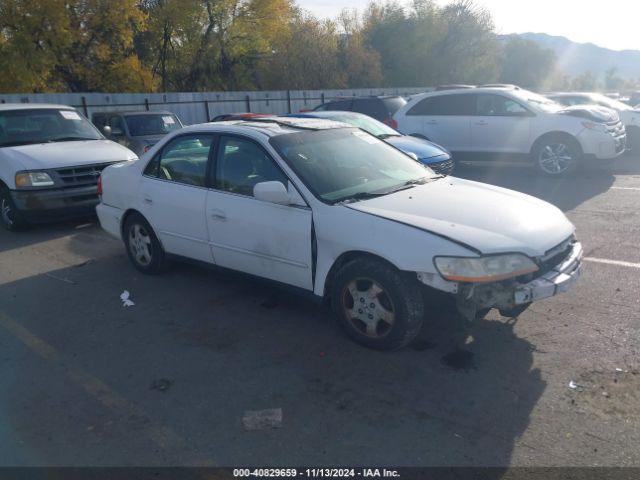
[205,135,313,290]
[138,133,214,263]
[471,94,532,154]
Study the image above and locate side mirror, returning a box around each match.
[254,181,290,205]
[102,125,112,136]
[406,152,419,161]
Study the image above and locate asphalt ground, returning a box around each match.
[1,154,639,468]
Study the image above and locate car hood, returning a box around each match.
[558,104,620,123]
[1,140,136,170]
[346,177,574,257]
[385,135,450,160]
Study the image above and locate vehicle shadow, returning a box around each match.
[0,216,100,255]
[452,154,640,212]
[0,253,546,470]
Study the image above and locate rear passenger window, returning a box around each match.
[145,134,213,187]
[407,94,476,116]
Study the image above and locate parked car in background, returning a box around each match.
[92,110,184,156]
[0,104,136,231]
[394,87,626,176]
[97,117,582,350]
[435,85,476,91]
[211,113,274,122]
[284,111,454,175]
[546,92,640,151]
[627,91,640,108]
[310,95,407,128]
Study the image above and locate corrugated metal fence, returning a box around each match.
[0,87,430,125]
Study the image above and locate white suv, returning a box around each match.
[394,87,626,175]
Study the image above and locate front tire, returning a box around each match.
[0,187,27,231]
[331,258,425,350]
[532,136,581,176]
[123,212,167,274]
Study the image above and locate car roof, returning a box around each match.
[181,117,351,138]
[0,103,75,112]
[92,110,177,116]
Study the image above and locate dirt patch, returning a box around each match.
[568,369,640,419]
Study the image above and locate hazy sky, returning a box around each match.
[297,0,639,51]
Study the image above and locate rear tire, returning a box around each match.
[331,257,425,350]
[532,135,581,176]
[0,187,28,231]
[123,212,168,274]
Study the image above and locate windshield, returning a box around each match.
[512,90,562,113]
[0,108,102,147]
[125,114,182,136]
[316,113,399,137]
[270,127,436,203]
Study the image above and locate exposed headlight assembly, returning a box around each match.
[434,254,539,283]
[15,171,55,188]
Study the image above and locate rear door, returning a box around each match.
[471,94,532,154]
[404,94,475,151]
[205,135,313,290]
[139,133,214,263]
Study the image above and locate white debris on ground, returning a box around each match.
[242,408,282,431]
[120,290,135,307]
[568,380,579,390]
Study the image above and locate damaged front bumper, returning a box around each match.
[419,241,583,319]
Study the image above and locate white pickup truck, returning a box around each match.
[0,104,137,230]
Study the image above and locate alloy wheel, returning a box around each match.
[128,224,153,266]
[342,277,396,338]
[538,143,574,175]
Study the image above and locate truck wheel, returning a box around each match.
[331,257,425,350]
[532,136,581,176]
[123,212,168,274]
[0,188,27,231]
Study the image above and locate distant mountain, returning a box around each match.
[500,33,640,80]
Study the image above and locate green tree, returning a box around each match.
[500,36,557,89]
[572,71,598,91]
[256,12,346,89]
[0,0,153,92]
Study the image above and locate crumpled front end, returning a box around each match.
[419,238,583,319]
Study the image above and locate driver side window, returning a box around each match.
[477,95,528,116]
[214,136,288,197]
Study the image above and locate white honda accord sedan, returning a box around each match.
[97,117,582,350]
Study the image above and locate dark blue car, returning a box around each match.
[283,111,454,175]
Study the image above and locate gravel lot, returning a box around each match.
[1,155,639,467]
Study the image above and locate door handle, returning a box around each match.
[426,120,438,125]
[474,120,488,126]
[210,209,227,221]
[143,196,153,205]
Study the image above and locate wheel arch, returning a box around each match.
[321,250,403,298]
[119,208,165,250]
[530,131,583,157]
